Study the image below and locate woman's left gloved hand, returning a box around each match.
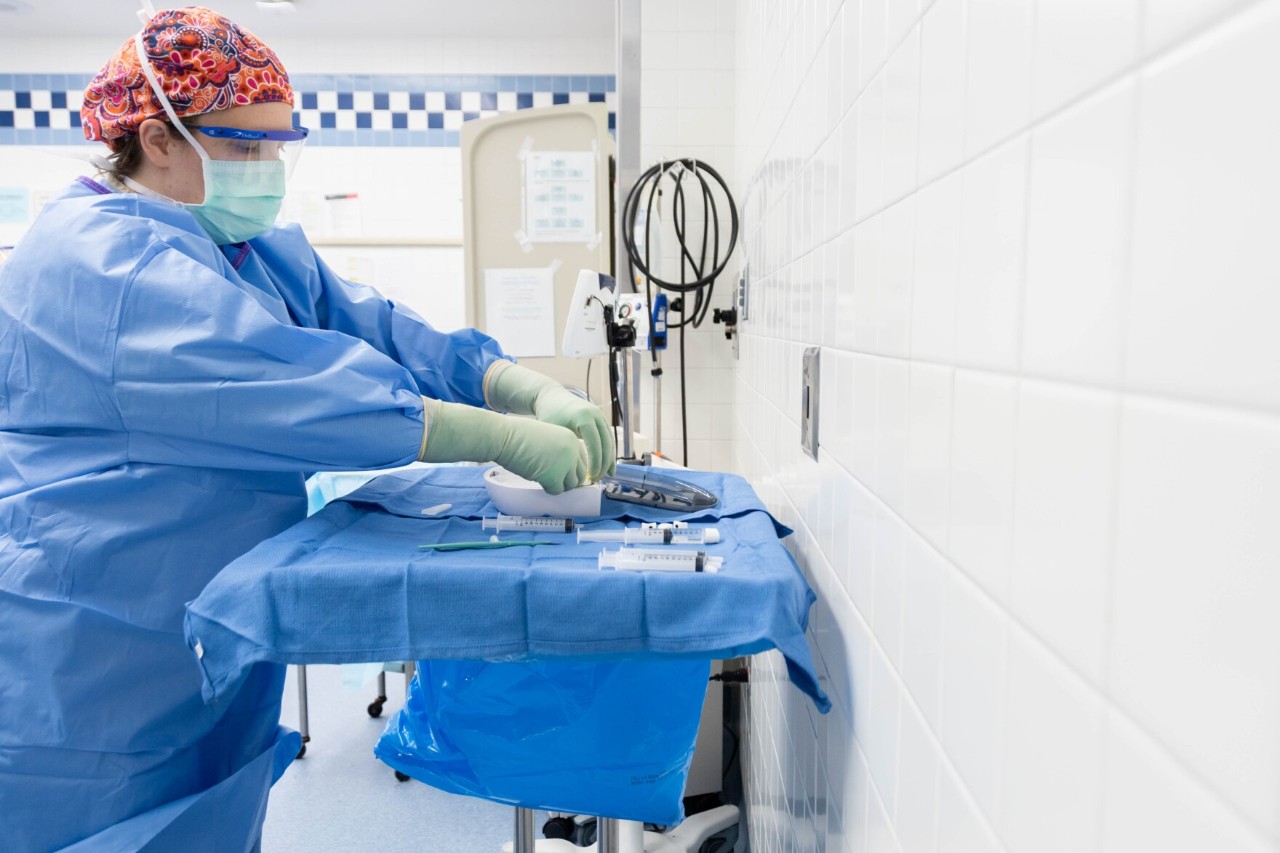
[485,361,616,481]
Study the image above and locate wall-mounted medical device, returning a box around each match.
[650,293,669,352]
[562,269,652,358]
[562,269,614,359]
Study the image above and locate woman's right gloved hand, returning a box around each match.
[418,397,587,494]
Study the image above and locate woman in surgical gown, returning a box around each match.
[0,8,613,851]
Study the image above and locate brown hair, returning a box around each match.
[105,122,189,179]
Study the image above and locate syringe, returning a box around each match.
[482,514,576,533]
[597,547,723,573]
[578,525,720,545]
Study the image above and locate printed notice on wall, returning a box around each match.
[484,267,556,357]
[524,151,596,243]
[0,188,29,224]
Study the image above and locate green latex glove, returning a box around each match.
[419,397,586,494]
[485,361,616,481]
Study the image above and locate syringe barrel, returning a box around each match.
[578,527,720,544]
[577,529,625,543]
[483,514,574,532]
[633,528,674,544]
[579,528,672,544]
[597,547,709,572]
[664,529,721,544]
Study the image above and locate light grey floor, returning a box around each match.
[264,664,528,853]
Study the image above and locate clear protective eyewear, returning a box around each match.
[187,124,309,174]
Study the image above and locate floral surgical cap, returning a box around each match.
[82,6,293,148]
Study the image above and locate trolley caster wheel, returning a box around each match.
[295,742,307,760]
[698,825,738,853]
[367,696,387,718]
[542,816,575,840]
[394,770,410,782]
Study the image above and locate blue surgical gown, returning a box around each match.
[0,176,510,852]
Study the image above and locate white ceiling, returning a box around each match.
[0,0,615,40]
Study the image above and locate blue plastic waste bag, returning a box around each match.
[374,658,711,825]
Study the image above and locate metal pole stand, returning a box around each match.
[294,664,310,759]
[514,808,537,852]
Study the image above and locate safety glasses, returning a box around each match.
[189,124,309,172]
[131,31,309,177]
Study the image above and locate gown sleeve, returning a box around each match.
[112,241,428,472]
[248,225,514,408]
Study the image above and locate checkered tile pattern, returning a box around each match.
[0,73,616,147]
[0,77,85,139]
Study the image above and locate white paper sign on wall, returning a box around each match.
[483,266,557,357]
[523,151,596,243]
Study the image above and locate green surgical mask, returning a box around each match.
[182,157,286,245]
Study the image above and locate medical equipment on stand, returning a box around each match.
[484,514,576,533]
[598,548,722,573]
[621,159,739,466]
[578,522,720,545]
[616,293,651,352]
[563,268,644,461]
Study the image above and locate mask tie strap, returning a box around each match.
[131,31,209,162]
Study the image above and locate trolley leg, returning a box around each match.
[596,817,619,853]
[513,808,536,853]
[295,664,310,759]
[367,668,388,718]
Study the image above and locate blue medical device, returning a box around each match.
[651,293,669,351]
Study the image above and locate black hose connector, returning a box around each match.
[710,669,749,683]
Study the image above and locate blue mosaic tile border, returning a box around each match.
[0,73,616,147]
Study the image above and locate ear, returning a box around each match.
[137,118,182,168]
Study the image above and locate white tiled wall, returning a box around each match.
[723,0,1280,851]
[635,0,741,472]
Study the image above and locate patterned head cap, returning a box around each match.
[82,6,293,148]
